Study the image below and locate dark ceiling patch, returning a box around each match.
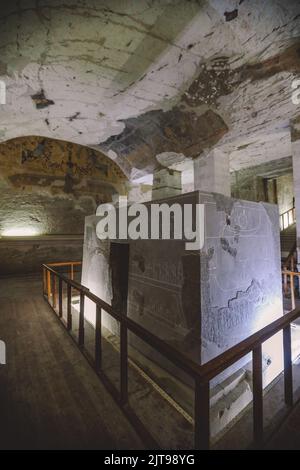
[100,108,228,172]
[239,41,300,82]
[31,89,55,109]
[68,112,81,122]
[21,140,47,163]
[183,59,233,106]
[224,9,238,22]
[99,40,299,175]
[291,116,300,142]
[183,41,300,109]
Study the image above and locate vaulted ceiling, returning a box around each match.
[0,0,299,180]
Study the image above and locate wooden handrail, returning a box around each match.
[283,241,297,269]
[46,261,82,267]
[47,261,82,279]
[197,306,300,382]
[280,206,295,231]
[42,261,300,450]
[280,205,295,218]
[282,268,299,310]
[282,269,299,276]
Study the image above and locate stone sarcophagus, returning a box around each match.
[81,191,283,386]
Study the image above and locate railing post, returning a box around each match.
[78,291,85,347]
[58,278,63,318]
[52,274,57,310]
[113,243,130,406]
[47,269,51,301]
[70,263,74,281]
[194,378,210,450]
[43,266,46,295]
[95,305,102,371]
[283,324,293,406]
[253,345,263,447]
[291,274,295,310]
[120,320,128,405]
[67,284,72,331]
[283,267,288,295]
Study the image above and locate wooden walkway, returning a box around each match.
[266,400,300,449]
[2,275,300,450]
[0,275,143,450]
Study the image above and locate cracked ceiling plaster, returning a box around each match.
[0,0,300,181]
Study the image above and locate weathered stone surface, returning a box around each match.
[0,136,126,237]
[292,116,300,142]
[194,149,230,196]
[100,108,228,176]
[31,89,55,109]
[152,167,182,200]
[0,135,126,274]
[231,156,293,211]
[0,0,299,178]
[183,58,234,107]
[292,137,300,266]
[0,236,83,275]
[81,190,283,386]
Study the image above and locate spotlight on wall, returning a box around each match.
[1,227,41,237]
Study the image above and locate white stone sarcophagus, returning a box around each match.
[81,191,283,386]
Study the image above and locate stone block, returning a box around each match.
[81,191,283,386]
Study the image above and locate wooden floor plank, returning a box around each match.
[0,276,143,450]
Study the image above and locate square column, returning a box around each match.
[194,148,230,196]
[152,168,182,200]
[291,117,300,266]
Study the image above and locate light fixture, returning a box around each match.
[1,227,41,237]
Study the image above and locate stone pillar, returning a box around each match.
[126,183,153,203]
[194,148,230,196]
[124,174,153,203]
[291,117,300,266]
[151,168,182,200]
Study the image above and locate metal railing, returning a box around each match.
[42,261,300,449]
